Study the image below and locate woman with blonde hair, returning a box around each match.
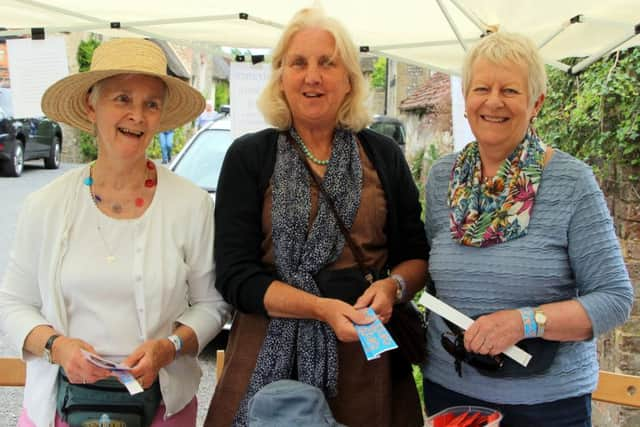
[205,7,428,427]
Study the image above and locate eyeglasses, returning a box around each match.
[440,322,504,378]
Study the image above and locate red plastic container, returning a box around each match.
[425,405,503,427]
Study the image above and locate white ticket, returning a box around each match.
[418,292,532,367]
[80,349,143,395]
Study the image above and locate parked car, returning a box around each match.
[170,114,234,347]
[369,115,406,152]
[0,106,63,177]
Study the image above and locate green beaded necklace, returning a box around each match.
[291,131,330,166]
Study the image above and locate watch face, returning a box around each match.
[535,312,547,324]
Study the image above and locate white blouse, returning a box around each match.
[0,163,232,427]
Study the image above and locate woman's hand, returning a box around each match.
[463,310,523,356]
[354,278,397,324]
[318,298,375,343]
[122,339,175,389]
[53,336,111,384]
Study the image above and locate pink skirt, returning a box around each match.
[18,397,197,427]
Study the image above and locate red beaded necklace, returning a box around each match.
[85,160,157,213]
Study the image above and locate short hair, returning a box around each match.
[462,32,547,107]
[257,8,371,131]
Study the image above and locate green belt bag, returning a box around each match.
[56,370,161,427]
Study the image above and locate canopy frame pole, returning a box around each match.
[449,0,488,32]
[371,37,480,50]
[569,27,640,74]
[538,14,583,48]
[435,0,468,51]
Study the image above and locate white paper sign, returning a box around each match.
[7,37,69,118]
[419,292,532,367]
[229,61,270,140]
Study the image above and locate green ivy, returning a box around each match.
[77,36,101,72]
[537,48,640,180]
[371,57,387,89]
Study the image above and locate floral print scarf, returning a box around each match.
[448,131,546,247]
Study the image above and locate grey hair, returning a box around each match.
[87,74,168,110]
[462,32,547,107]
[257,7,371,131]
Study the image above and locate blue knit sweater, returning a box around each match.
[422,150,633,404]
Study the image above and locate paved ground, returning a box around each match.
[0,161,218,426]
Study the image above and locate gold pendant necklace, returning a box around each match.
[96,224,117,263]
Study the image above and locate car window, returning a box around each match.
[370,122,405,145]
[172,129,232,191]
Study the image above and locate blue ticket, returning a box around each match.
[353,307,398,360]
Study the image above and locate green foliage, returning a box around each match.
[146,125,192,160]
[537,48,640,180]
[77,36,101,72]
[214,80,230,111]
[371,57,387,89]
[412,365,424,412]
[79,131,97,161]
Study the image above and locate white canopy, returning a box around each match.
[2,0,639,74]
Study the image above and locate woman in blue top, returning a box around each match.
[422,32,633,427]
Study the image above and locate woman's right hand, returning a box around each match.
[52,336,112,384]
[318,298,375,342]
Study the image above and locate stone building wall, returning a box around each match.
[593,165,640,427]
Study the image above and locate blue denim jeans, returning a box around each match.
[423,378,591,427]
[159,130,174,163]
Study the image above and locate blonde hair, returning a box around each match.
[462,32,547,107]
[257,8,370,131]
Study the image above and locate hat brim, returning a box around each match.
[41,69,205,133]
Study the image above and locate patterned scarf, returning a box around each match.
[232,128,363,426]
[448,131,546,247]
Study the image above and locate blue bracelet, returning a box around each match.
[518,307,538,338]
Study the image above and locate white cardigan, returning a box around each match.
[0,164,231,427]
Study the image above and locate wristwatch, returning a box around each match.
[534,307,547,337]
[390,274,407,303]
[43,334,61,364]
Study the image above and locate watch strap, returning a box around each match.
[534,307,547,337]
[44,334,61,363]
[390,274,407,303]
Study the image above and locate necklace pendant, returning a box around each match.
[106,255,116,263]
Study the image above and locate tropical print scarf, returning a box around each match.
[448,131,546,247]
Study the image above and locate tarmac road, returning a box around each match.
[0,161,218,427]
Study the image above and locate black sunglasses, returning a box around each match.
[440,321,504,377]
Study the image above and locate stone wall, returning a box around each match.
[593,165,640,427]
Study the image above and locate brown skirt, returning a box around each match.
[204,312,424,427]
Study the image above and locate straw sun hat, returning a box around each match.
[42,38,205,133]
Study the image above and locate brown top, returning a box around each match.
[204,142,423,427]
[260,142,389,272]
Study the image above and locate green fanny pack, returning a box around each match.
[56,370,161,427]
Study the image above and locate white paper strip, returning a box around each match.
[419,292,532,367]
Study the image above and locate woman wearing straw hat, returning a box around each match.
[0,38,231,427]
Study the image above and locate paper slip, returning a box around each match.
[354,307,398,361]
[418,293,532,367]
[81,349,143,395]
[111,370,144,395]
[81,349,131,371]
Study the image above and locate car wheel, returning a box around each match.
[3,142,24,177]
[44,136,61,169]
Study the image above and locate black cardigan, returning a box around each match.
[214,128,429,314]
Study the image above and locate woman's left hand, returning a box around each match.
[464,310,523,356]
[122,339,175,389]
[354,278,397,324]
